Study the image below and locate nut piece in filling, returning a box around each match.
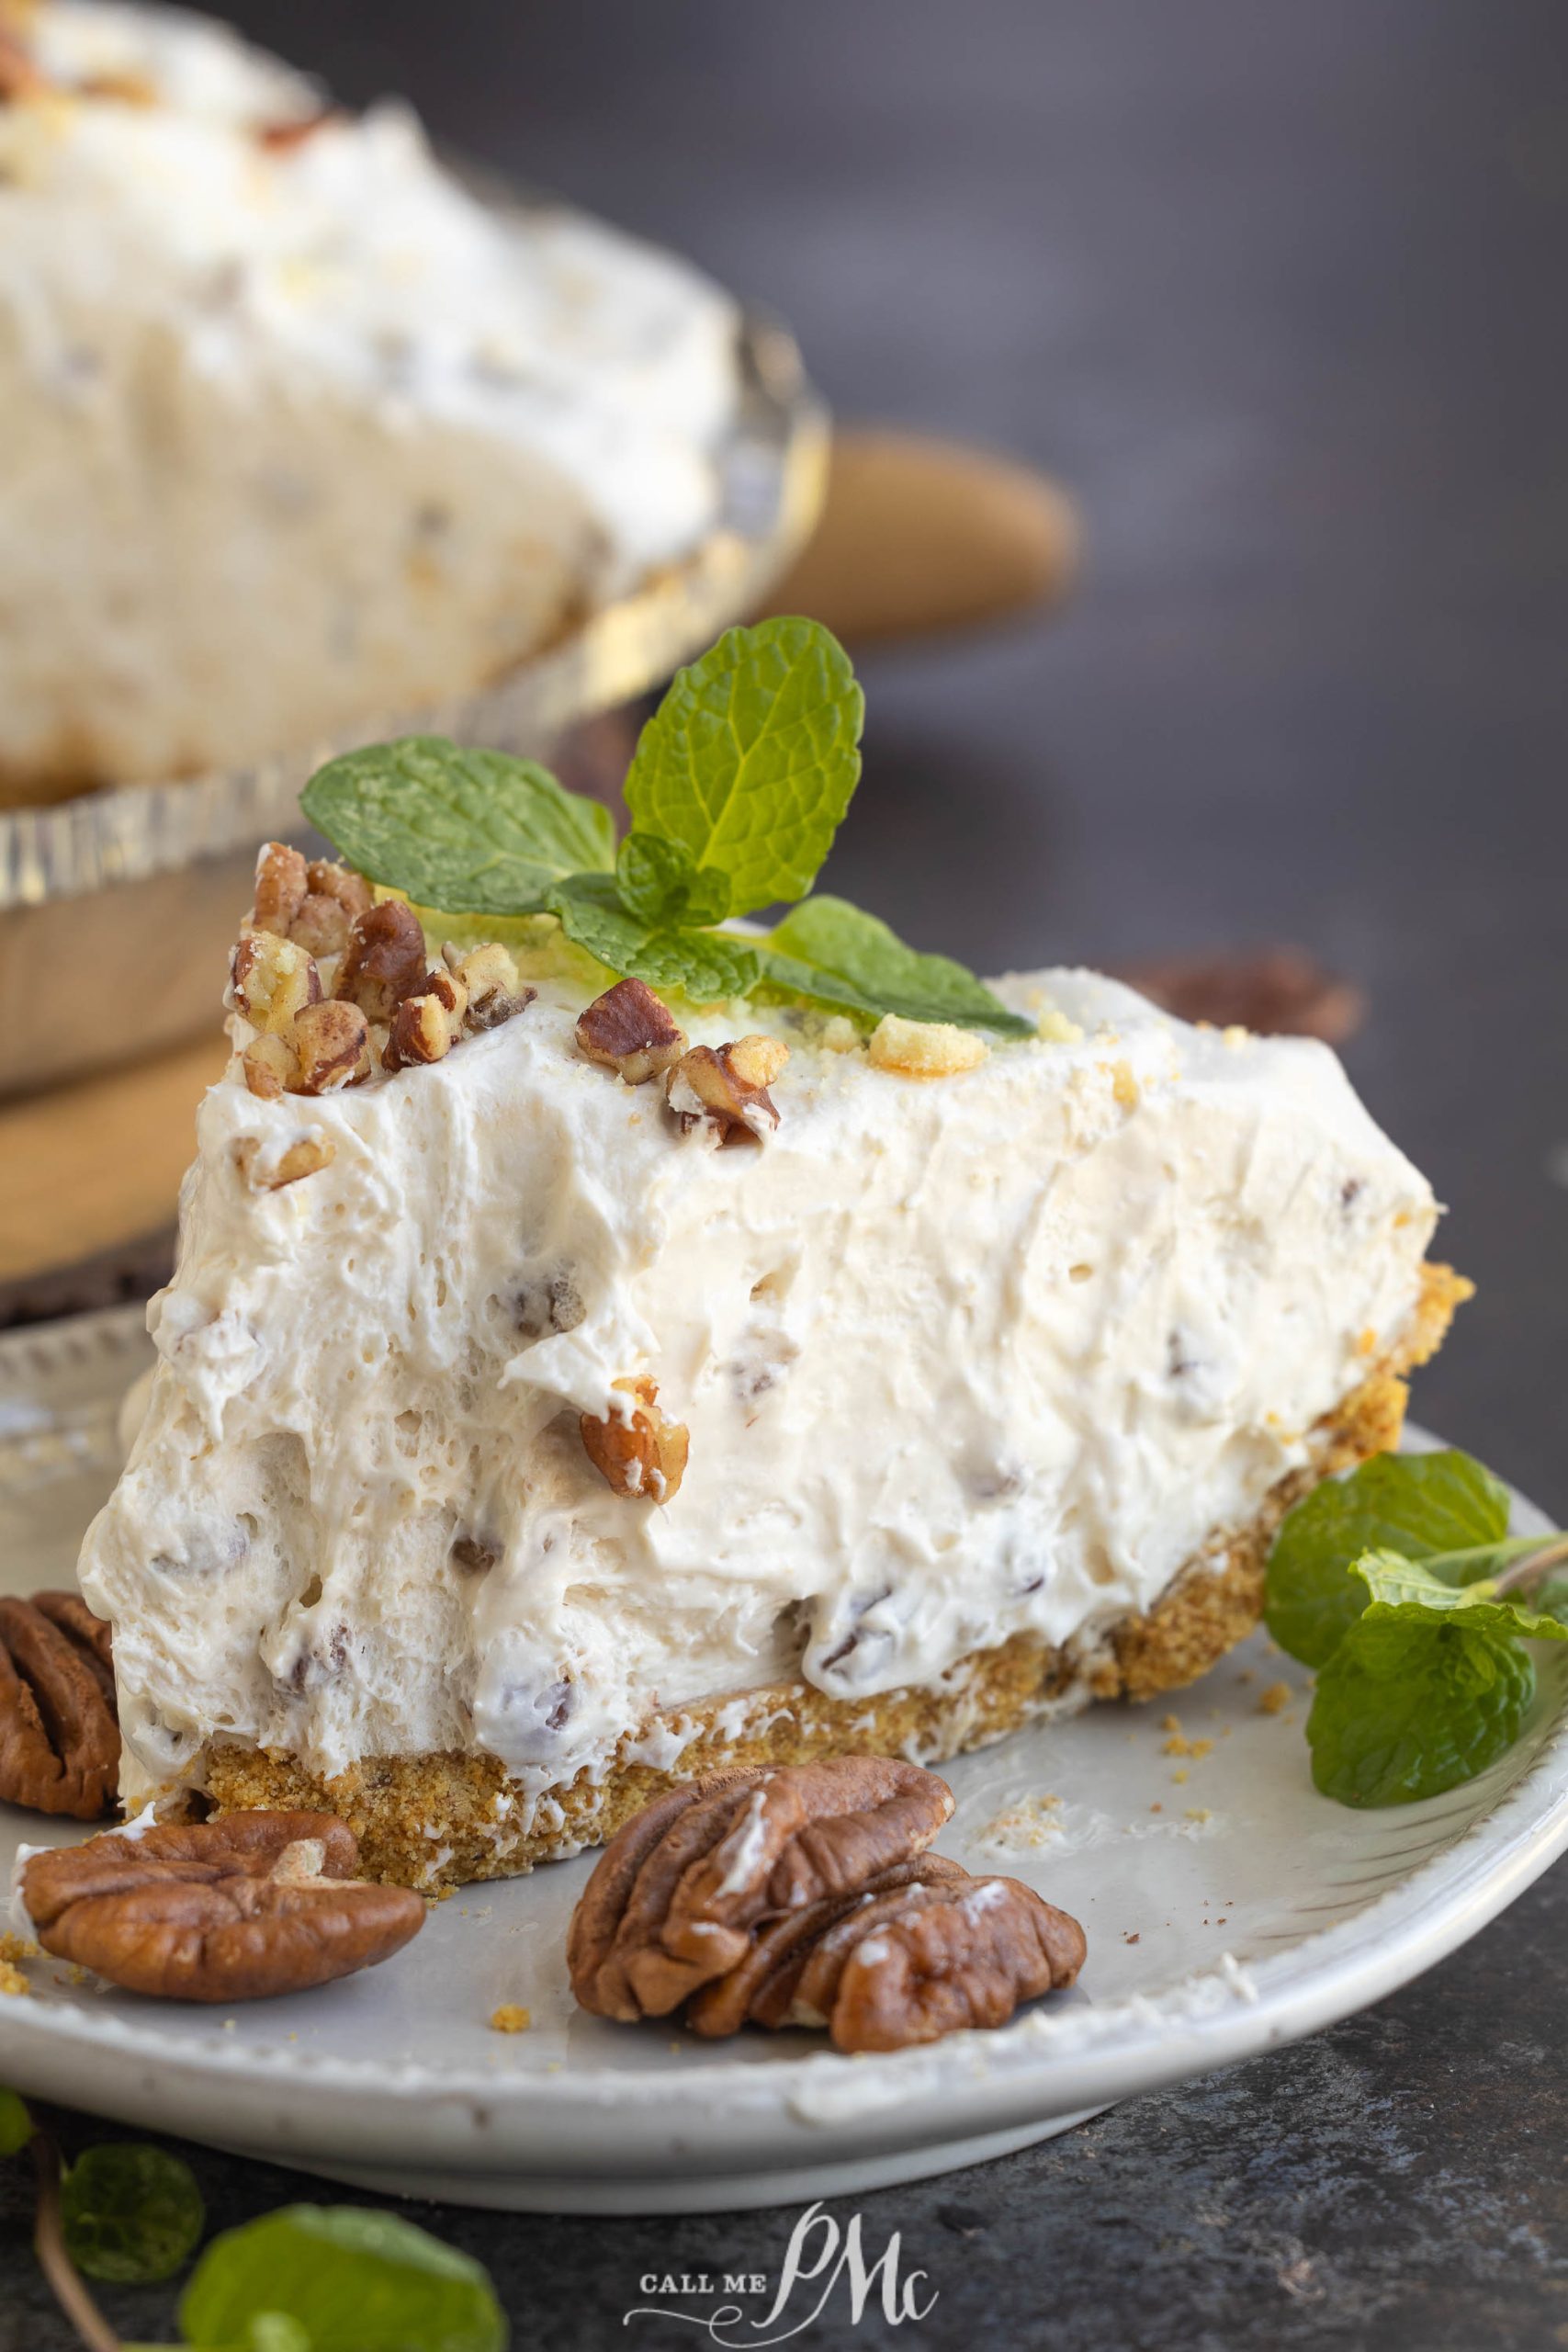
[581,1374,689,1502]
[19,1812,424,2001]
[0,1592,118,1819]
[567,1758,1086,2051]
[575,977,688,1083]
[665,1035,788,1140]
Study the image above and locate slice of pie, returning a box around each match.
[77,629,1466,1888]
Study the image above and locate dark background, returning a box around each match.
[7,2,1568,2344]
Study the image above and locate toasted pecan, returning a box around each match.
[665,1038,786,1141]
[819,1872,1087,2052]
[576,978,687,1083]
[568,1758,954,2022]
[0,1591,118,1819]
[21,1812,423,2001]
[1121,948,1366,1046]
[334,900,427,1024]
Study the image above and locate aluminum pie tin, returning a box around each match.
[0,308,826,1098]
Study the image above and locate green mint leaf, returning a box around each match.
[547,887,760,1004]
[616,832,696,925]
[179,2205,506,2352]
[301,738,615,917]
[0,2088,31,2156]
[1351,1548,1568,1644]
[61,2142,204,2284]
[759,896,1035,1036]
[623,616,863,914]
[1533,1574,1568,1627]
[1307,1613,1534,1806]
[615,833,733,929]
[1265,1448,1514,1668]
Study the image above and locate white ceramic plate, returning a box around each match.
[2,1308,1564,2214]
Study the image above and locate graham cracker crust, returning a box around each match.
[205,1262,1469,1890]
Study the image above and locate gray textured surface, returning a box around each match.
[5,0,1567,2341]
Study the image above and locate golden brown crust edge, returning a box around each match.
[205,1262,1469,1890]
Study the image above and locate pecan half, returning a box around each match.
[665,1036,787,1141]
[576,978,687,1083]
[306,859,374,924]
[0,1592,118,1819]
[568,1758,954,2021]
[20,1812,424,2001]
[817,1871,1087,2052]
[687,1854,970,2039]
[580,1374,689,1503]
[1120,948,1366,1046]
[334,900,427,1023]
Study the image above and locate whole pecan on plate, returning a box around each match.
[567,1757,1085,2052]
[0,1591,118,1819]
[19,1812,424,2001]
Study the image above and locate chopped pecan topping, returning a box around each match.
[568,1759,1086,2052]
[0,1591,118,1819]
[1119,948,1366,1046]
[306,859,374,922]
[568,1758,954,2022]
[233,1133,336,1190]
[334,900,427,1023]
[292,1000,370,1094]
[444,942,534,1033]
[580,1374,689,1503]
[288,891,354,959]
[665,1037,787,1140]
[231,932,321,1034]
[19,1812,423,2001]
[576,978,688,1083]
[868,1015,987,1078]
[241,1032,299,1101]
[252,842,308,936]
[384,967,465,1069]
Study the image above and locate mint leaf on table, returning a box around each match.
[622,616,863,914]
[758,895,1035,1037]
[548,883,760,1003]
[60,2142,204,2285]
[0,2087,30,2156]
[178,2205,506,2352]
[1306,1611,1536,1807]
[301,738,615,916]
[1265,1448,1514,1668]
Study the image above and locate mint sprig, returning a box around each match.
[299,618,1028,1030]
[1267,1447,1567,1807]
[300,739,615,915]
[623,615,863,912]
[1264,1448,1514,1668]
[758,896,1034,1037]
